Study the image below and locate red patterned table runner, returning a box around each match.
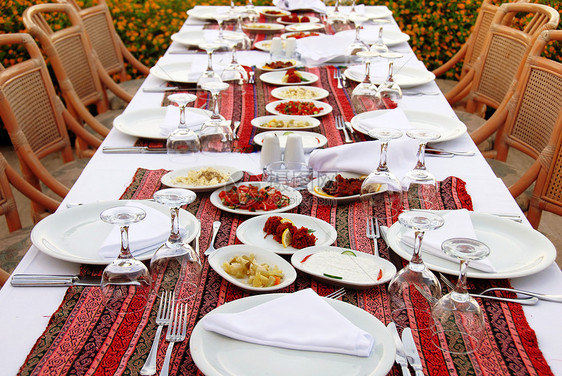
[18,169,552,376]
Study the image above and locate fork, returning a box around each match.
[366,217,380,257]
[437,273,538,305]
[333,69,342,89]
[335,115,353,143]
[204,221,221,256]
[248,70,255,84]
[140,292,174,375]
[325,287,346,300]
[160,303,188,376]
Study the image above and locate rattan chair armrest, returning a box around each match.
[445,69,474,104]
[509,160,541,199]
[62,107,103,149]
[5,164,60,213]
[120,43,150,75]
[98,62,133,103]
[470,103,509,146]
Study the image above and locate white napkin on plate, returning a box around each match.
[203,288,374,357]
[160,105,209,136]
[273,0,326,13]
[296,33,353,66]
[98,203,171,259]
[400,209,497,272]
[355,108,411,133]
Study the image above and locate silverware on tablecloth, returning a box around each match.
[335,115,353,143]
[248,70,255,84]
[479,287,562,303]
[142,86,179,93]
[402,328,424,376]
[366,217,380,257]
[402,90,440,96]
[232,121,241,140]
[204,221,221,256]
[11,274,101,287]
[140,292,174,375]
[426,147,475,156]
[325,287,346,300]
[387,322,411,376]
[334,69,342,89]
[160,303,188,376]
[102,146,167,154]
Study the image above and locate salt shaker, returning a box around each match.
[284,38,297,59]
[283,133,305,165]
[269,37,284,61]
[260,133,282,167]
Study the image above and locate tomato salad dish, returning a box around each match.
[274,100,324,116]
[218,184,290,212]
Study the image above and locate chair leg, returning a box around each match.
[0,268,9,287]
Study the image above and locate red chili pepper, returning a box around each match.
[301,253,313,263]
[377,269,383,280]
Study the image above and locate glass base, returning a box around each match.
[101,259,152,315]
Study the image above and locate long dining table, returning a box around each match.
[1,5,562,375]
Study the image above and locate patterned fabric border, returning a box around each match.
[18,168,553,376]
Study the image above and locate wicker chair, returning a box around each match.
[476,30,562,225]
[445,3,559,150]
[0,151,60,286]
[0,33,99,219]
[23,3,132,154]
[55,0,149,110]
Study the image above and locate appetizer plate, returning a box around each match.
[259,60,299,71]
[210,181,302,216]
[259,71,319,86]
[291,246,397,289]
[280,31,322,39]
[236,213,338,255]
[350,109,467,143]
[306,171,367,205]
[30,200,199,265]
[113,107,213,140]
[161,165,244,192]
[266,99,332,117]
[344,65,435,88]
[190,293,396,376]
[276,15,320,25]
[253,130,328,152]
[285,23,325,32]
[150,61,202,83]
[207,244,297,292]
[254,40,287,52]
[386,211,556,279]
[260,9,291,18]
[251,115,320,131]
[242,23,285,33]
[271,85,329,100]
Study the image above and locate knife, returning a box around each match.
[11,274,101,287]
[387,322,411,376]
[102,146,168,154]
[402,328,424,376]
[426,147,475,157]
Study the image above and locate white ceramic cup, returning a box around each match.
[284,38,297,58]
[260,133,282,167]
[283,133,305,164]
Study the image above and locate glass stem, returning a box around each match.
[206,51,214,73]
[354,24,361,42]
[409,230,425,270]
[387,61,395,83]
[179,105,186,128]
[211,92,221,120]
[377,141,389,172]
[118,225,133,259]
[452,259,471,302]
[362,59,371,85]
[168,207,182,244]
[414,142,427,170]
[218,20,224,39]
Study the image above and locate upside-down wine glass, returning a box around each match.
[376,51,404,105]
[100,205,152,315]
[350,50,381,114]
[370,26,389,55]
[197,42,223,91]
[150,188,202,303]
[431,238,491,354]
[166,93,200,162]
[220,38,249,91]
[326,0,347,25]
[387,210,444,331]
[401,129,441,208]
[213,12,235,49]
[360,127,404,228]
[345,13,370,63]
[199,81,233,153]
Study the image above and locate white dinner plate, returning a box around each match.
[161,166,244,192]
[253,130,328,152]
[259,71,319,86]
[190,293,396,376]
[171,30,241,48]
[266,99,332,117]
[285,23,325,32]
[254,40,287,52]
[306,172,366,205]
[30,200,199,265]
[150,62,202,83]
[386,211,557,279]
[242,23,285,32]
[350,109,467,143]
[271,86,329,100]
[210,182,302,216]
[363,7,393,19]
[344,65,435,88]
[276,15,320,25]
[251,115,320,131]
[208,245,297,292]
[113,108,213,140]
[186,7,224,20]
[236,213,338,255]
[281,31,322,39]
[291,246,397,289]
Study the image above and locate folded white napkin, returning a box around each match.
[400,209,496,272]
[296,33,352,66]
[160,105,210,136]
[273,0,326,13]
[203,288,374,357]
[98,203,171,259]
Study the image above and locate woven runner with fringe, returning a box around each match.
[18,168,552,376]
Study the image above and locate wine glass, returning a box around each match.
[199,81,233,153]
[376,52,404,105]
[370,26,389,55]
[220,39,248,91]
[213,12,235,49]
[431,238,491,354]
[345,13,370,63]
[401,129,441,208]
[197,42,223,91]
[388,210,444,331]
[350,50,381,114]
[150,188,202,303]
[100,205,152,315]
[360,128,404,228]
[326,0,347,25]
[166,93,200,162]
